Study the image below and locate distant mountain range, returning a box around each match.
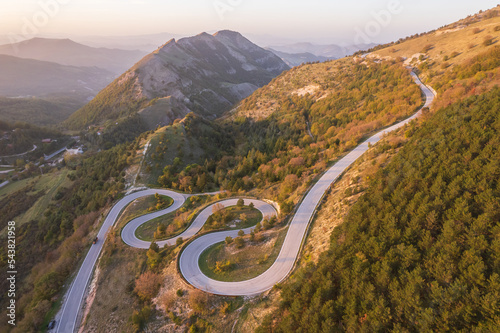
[65,30,289,130]
[0,54,114,98]
[0,38,147,74]
[267,48,334,66]
[0,38,149,125]
[268,42,376,59]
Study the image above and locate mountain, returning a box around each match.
[267,48,334,66]
[0,55,114,98]
[0,38,147,74]
[65,30,289,130]
[269,42,376,58]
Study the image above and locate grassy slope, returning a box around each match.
[15,169,71,226]
[0,178,31,199]
[199,227,287,282]
[372,8,500,96]
[0,169,72,234]
[374,10,500,66]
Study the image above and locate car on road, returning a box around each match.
[47,320,56,330]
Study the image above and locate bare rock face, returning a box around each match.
[66,30,289,129]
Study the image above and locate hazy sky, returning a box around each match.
[0,0,498,45]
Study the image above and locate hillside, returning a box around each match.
[250,6,500,332]
[144,56,423,213]
[0,55,114,98]
[369,5,500,107]
[65,30,289,130]
[0,38,147,74]
[262,85,500,333]
[0,96,82,126]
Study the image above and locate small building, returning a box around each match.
[42,139,52,144]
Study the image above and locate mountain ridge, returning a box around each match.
[0,37,147,74]
[65,30,289,130]
[269,41,377,58]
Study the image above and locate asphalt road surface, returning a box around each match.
[55,189,186,333]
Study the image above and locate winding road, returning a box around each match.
[55,189,186,333]
[56,70,434,331]
[122,198,277,249]
[180,71,434,296]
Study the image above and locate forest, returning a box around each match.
[259,88,500,332]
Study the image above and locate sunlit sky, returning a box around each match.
[0,1,498,45]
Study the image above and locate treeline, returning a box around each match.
[0,143,133,332]
[260,88,500,332]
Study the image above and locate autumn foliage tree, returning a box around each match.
[134,271,162,302]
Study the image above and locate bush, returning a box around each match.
[237,198,244,207]
[134,272,162,301]
[215,260,234,273]
[234,237,245,248]
[483,35,494,47]
[422,44,433,53]
[189,290,208,314]
[131,306,151,332]
[225,236,233,245]
[169,311,182,325]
